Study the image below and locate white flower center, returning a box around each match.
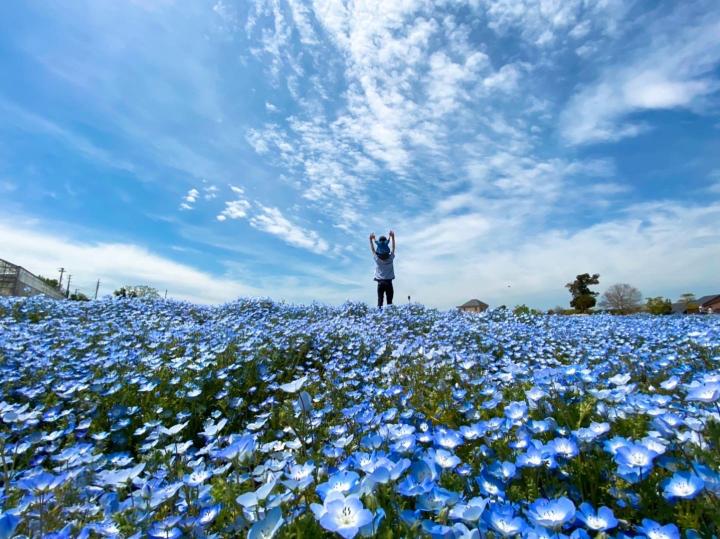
[339,505,358,526]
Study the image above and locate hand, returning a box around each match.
[369,233,376,240]
[389,230,395,238]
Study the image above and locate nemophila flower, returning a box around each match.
[214,434,255,463]
[504,401,528,422]
[248,507,284,539]
[614,443,658,473]
[0,512,20,539]
[448,496,488,522]
[516,445,545,468]
[548,438,579,459]
[421,520,453,538]
[17,470,68,493]
[148,517,182,539]
[609,373,631,386]
[526,387,546,402]
[476,472,505,498]
[283,462,315,491]
[280,376,308,393]
[450,522,481,539]
[195,504,222,527]
[316,470,360,501]
[417,485,461,513]
[483,503,527,537]
[685,382,720,403]
[487,461,516,481]
[636,519,680,539]
[431,448,461,470]
[527,497,576,529]
[693,463,720,495]
[359,507,385,538]
[391,434,418,454]
[434,428,463,450]
[661,471,704,500]
[396,460,436,496]
[318,493,373,539]
[460,422,485,440]
[576,503,618,532]
[603,436,629,456]
[528,419,552,434]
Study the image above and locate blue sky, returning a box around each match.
[1,0,719,308]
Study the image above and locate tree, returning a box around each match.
[513,304,542,316]
[599,283,643,314]
[565,273,600,313]
[113,285,161,299]
[38,275,60,288]
[678,292,699,314]
[646,296,673,315]
[69,291,89,301]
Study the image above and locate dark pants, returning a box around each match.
[377,279,394,308]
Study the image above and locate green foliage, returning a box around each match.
[565,273,600,313]
[38,275,60,288]
[646,296,673,315]
[68,292,90,301]
[113,285,161,299]
[513,304,542,316]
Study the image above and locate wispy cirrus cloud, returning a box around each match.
[560,3,720,145]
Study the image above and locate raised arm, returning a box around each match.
[389,230,396,254]
[369,233,376,255]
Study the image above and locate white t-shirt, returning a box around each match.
[374,253,395,280]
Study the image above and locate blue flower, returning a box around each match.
[548,438,579,459]
[685,382,720,403]
[576,503,617,531]
[504,401,528,422]
[661,471,704,500]
[448,496,488,522]
[318,494,374,539]
[0,512,20,539]
[614,443,658,475]
[526,497,576,529]
[317,470,360,501]
[483,503,527,537]
[636,519,680,539]
[359,507,385,537]
[248,507,284,539]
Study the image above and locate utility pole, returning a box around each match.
[65,275,72,298]
[94,279,101,300]
[58,267,65,289]
[164,289,168,299]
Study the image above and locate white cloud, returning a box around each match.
[217,199,251,221]
[249,205,329,252]
[396,201,720,308]
[0,220,259,304]
[561,6,720,145]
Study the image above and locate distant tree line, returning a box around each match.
[113,285,161,299]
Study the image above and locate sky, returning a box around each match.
[1,0,719,309]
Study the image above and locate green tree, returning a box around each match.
[114,285,161,299]
[678,292,699,314]
[69,291,89,301]
[513,304,542,316]
[38,275,60,288]
[646,296,673,315]
[599,283,642,314]
[565,273,600,313]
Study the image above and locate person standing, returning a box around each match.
[369,230,395,308]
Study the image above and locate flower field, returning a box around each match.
[1,297,719,538]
